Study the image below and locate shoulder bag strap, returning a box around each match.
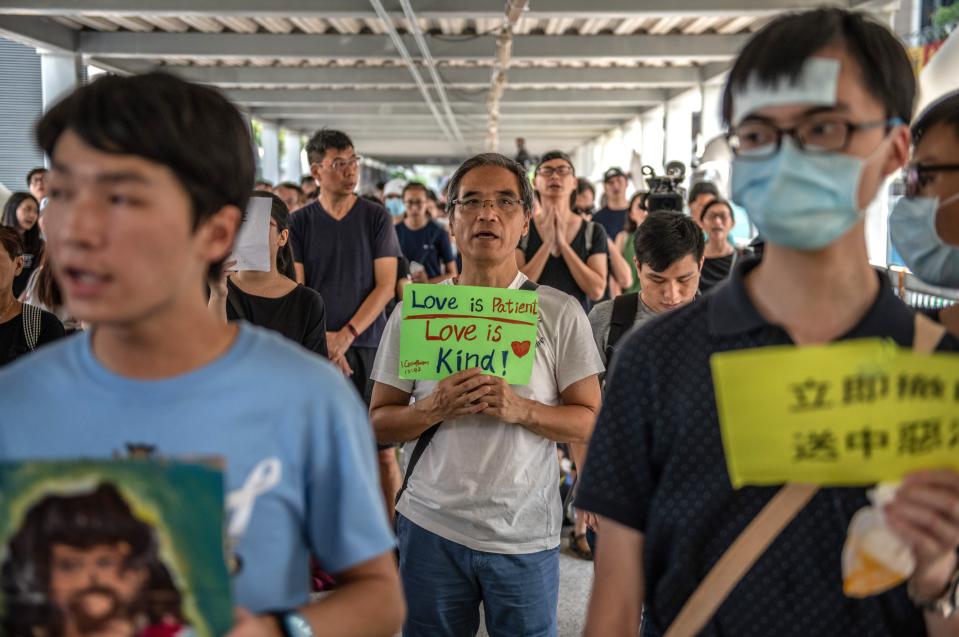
[607,292,639,362]
[226,287,247,322]
[666,313,946,637]
[22,303,42,351]
[396,278,540,507]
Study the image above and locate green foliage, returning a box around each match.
[932,3,959,30]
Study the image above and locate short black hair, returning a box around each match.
[402,182,429,198]
[35,72,255,281]
[445,153,534,218]
[912,89,959,147]
[306,128,354,165]
[425,187,438,202]
[688,181,720,204]
[255,179,273,189]
[699,198,735,222]
[536,150,575,174]
[300,174,315,185]
[25,167,46,187]
[576,177,595,197]
[275,181,303,194]
[722,8,915,127]
[634,211,705,272]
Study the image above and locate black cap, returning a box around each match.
[603,167,627,182]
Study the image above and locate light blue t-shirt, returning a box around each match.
[0,324,395,613]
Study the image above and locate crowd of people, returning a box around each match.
[1,6,958,637]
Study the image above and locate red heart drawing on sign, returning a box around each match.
[511,341,531,358]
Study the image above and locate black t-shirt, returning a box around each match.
[396,220,455,278]
[13,242,43,299]
[592,206,629,240]
[699,253,736,294]
[520,219,608,311]
[0,305,65,367]
[289,197,401,348]
[225,279,328,358]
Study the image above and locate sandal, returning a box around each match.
[570,531,593,561]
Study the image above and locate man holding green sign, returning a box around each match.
[370,153,602,637]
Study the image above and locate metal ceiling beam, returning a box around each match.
[366,0,459,146]
[0,15,76,52]
[0,0,853,19]
[153,64,709,88]
[227,88,666,106]
[259,113,634,126]
[249,104,645,117]
[77,32,749,62]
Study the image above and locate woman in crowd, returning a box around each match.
[614,191,649,295]
[2,192,43,298]
[395,182,457,284]
[698,198,745,294]
[517,150,608,312]
[0,227,64,366]
[209,192,328,358]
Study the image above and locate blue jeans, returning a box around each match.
[396,514,560,637]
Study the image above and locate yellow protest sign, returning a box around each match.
[711,339,959,488]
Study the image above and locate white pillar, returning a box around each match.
[260,122,280,185]
[281,130,302,183]
[40,51,81,110]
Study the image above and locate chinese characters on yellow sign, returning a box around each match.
[711,339,959,488]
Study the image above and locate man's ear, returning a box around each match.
[13,256,23,277]
[198,205,242,265]
[698,255,705,270]
[880,124,911,179]
[277,228,290,248]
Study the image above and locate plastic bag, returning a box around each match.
[842,483,916,598]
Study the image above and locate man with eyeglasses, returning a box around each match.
[370,153,602,637]
[289,128,403,514]
[578,8,959,637]
[890,89,959,337]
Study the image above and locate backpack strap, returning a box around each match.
[396,278,540,506]
[584,221,595,254]
[21,303,42,351]
[665,312,946,637]
[606,292,639,363]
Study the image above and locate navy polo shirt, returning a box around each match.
[576,258,958,637]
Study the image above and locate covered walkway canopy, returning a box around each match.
[0,0,903,165]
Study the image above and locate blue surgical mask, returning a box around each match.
[889,191,959,288]
[386,198,405,218]
[731,139,865,250]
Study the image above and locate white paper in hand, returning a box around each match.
[230,196,272,272]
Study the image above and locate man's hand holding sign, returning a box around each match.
[712,332,959,615]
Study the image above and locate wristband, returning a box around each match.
[347,323,359,339]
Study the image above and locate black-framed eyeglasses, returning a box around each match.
[905,162,959,196]
[451,198,522,214]
[726,116,903,160]
[537,165,574,178]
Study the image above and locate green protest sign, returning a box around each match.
[399,283,539,384]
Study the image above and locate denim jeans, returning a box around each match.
[396,513,560,637]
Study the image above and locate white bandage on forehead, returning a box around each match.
[731,57,841,126]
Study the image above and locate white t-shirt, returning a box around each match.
[371,272,604,554]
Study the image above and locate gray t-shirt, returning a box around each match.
[371,273,604,554]
[588,293,660,369]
